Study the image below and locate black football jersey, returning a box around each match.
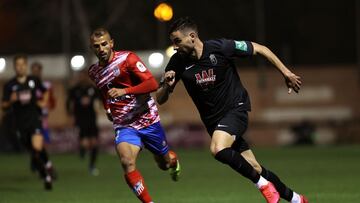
[164,39,253,126]
[67,84,99,126]
[2,76,46,124]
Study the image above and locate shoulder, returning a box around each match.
[166,53,185,72]
[4,78,16,90]
[28,75,41,83]
[206,38,234,50]
[88,63,97,72]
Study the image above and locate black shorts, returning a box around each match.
[78,125,99,139]
[206,109,250,153]
[16,120,42,150]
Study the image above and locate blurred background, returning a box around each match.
[1,1,360,202]
[0,0,359,152]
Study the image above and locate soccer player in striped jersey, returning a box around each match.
[88,28,180,203]
[157,17,308,203]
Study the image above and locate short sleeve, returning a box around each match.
[221,39,253,58]
[2,83,11,102]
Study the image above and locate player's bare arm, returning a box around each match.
[156,70,176,105]
[251,42,302,94]
[37,91,50,108]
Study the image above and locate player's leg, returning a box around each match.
[79,128,88,159]
[115,128,154,203]
[241,149,308,203]
[31,132,52,190]
[211,130,279,203]
[88,136,99,175]
[139,121,180,181]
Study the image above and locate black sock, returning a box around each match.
[261,166,293,201]
[39,149,49,164]
[80,146,86,159]
[89,147,98,169]
[215,148,260,183]
[32,150,47,178]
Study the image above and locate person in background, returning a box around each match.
[66,70,100,176]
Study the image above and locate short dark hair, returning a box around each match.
[91,27,111,39]
[31,62,43,70]
[169,17,198,35]
[13,54,27,64]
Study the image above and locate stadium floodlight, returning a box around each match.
[0,58,6,73]
[71,55,85,71]
[148,52,164,69]
[165,46,176,57]
[154,3,173,22]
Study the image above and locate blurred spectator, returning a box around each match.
[31,62,56,144]
[0,107,21,152]
[66,70,100,175]
[291,120,315,145]
[1,54,55,190]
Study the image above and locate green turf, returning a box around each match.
[0,146,360,203]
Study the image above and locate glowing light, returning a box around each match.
[154,3,173,22]
[165,46,176,57]
[0,58,6,73]
[71,55,85,71]
[148,52,164,68]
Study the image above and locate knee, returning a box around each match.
[120,156,136,170]
[210,144,226,157]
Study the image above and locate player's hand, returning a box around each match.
[10,92,17,102]
[108,88,126,98]
[284,71,302,94]
[164,71,176,87]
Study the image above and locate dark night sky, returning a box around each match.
[0,0,357,65]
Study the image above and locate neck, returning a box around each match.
[16,75,27,83]
[193,39,203,60]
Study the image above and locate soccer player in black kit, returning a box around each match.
[66,70,100,175]
[157,17,308,203]
[1,55,54,190]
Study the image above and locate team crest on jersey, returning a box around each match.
[195,69,216,89]
[113,67,120,76]
[28,80,35,88]
[136,61,146,72]
[209,54,217,65]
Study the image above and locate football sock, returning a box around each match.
[169,150,178,168]
[39,149,49,164]
[80,146,86,159]
[261,166,293,201]
[255,176,269,189]
[32,150,47,178]
[215,148,260,183]
[125,170,152,203]
[291,192,301,203]
[89,147,98,169]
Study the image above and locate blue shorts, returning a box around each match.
[115,122,169,155]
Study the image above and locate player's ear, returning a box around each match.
[110,39,114,48]
[189,32,196,42]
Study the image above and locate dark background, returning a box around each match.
[0,0,358,65]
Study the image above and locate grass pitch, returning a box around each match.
[0,146,360,203]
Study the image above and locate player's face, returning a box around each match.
[91,34,114,64]
[14,58,28,77]
[31,65,41,78]
[170,30,196,57]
